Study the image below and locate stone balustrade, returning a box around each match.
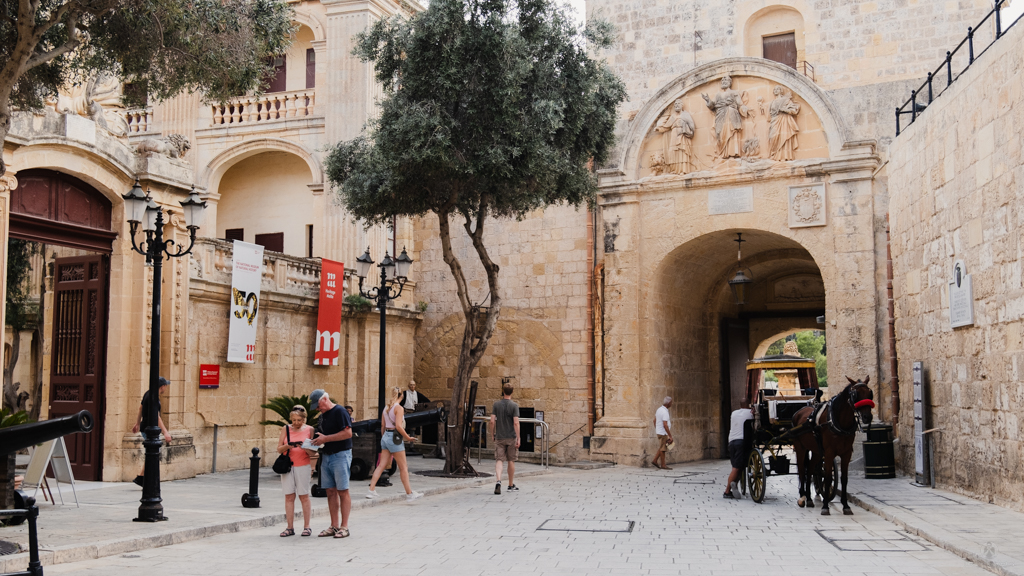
[125,108,154,133]
[210,90,316,126]
[189,238,331,299]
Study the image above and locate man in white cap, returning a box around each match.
[309,389,353,538]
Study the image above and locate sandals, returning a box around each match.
[301,528,312,537]
[319,526,340,537]
[280,528,295,537]
[333,527,351,539]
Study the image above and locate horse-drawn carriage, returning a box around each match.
[741,353,876,515]
[742,354,822,503]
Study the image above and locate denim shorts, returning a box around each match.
[320,450,351,491]
[381,431,405,453]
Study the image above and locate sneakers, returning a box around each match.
[729,481,741,499]
[507,485,519,491]
[494,482,501,495]
[406,492,423,502]
[365,489,379,499]
[133,475,144,487]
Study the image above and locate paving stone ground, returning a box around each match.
[40,460,994,576]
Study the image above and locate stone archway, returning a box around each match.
[591,61,882,467]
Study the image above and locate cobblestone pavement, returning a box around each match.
[47,461,991,576]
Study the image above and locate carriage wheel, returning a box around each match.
[747,448,767,503]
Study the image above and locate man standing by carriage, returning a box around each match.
[724,402,754,499]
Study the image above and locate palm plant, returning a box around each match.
[259,395,320,428]
[0,406,31,428]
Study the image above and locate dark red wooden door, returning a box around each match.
[763,33,797,69]
[49,255,108,481]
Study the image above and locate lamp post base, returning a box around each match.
[134,508,168,522]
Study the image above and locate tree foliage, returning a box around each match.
[0,0,295,174]
[4,239,36,333]
[325,0,626,473]
[260,394,321,428]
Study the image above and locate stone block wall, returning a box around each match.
[888,19,1024,510]
[412,207,595,463]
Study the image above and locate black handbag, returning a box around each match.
[273,427,293,474]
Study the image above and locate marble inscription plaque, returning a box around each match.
[708,187,753,215]
[949,260,974,328]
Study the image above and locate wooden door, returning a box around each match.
[49,255,108,481]
[763,32,797,69]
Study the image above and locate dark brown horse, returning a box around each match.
[791,377,874,513]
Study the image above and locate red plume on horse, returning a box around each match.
[791,376,875,515]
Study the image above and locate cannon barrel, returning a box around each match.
[350,406,446,435]
[0,410,94,455]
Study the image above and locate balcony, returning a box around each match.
[190,238,324,300]
[125,108,155,133]
[210,89,317,126]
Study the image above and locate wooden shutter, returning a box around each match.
[255,232,284,253]
[267,56,287,93]
[306,49,316,89]
[225,228,244,242]
[763,33,797,69]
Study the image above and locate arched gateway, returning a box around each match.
[591,59,882,466]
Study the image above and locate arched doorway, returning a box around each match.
[650,229,825,461]
[8,169,114,481]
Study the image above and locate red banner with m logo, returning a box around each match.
[314,259,344,365]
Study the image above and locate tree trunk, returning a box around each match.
[438,198,503,475]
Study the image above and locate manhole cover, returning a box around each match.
[0,540,21,556]
[537,520,634,533]
[816,529,927,552]
[674,479,715,484]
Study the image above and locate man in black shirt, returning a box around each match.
[131,377,172,486]
[309,388,353,538]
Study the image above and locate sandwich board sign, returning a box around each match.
[22,437,80,507]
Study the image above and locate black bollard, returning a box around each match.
[241,447,261,508]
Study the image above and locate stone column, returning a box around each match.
[0,174,14,410]
[591,195,647,465]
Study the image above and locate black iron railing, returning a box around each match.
[896,0,1022,136]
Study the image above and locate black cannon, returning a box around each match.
[0,410,92,576]
[0,410,94,456]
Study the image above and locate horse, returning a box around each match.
[817,376,875,515]
[790,407,822,509]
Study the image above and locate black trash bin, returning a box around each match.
[863,424,896,479]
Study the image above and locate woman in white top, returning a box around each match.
[366,387,422,501]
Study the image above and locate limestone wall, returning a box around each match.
[888,20,1024,510]
[412,207,595,463]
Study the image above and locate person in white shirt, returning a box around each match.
[724,402,755,499]
[652,397,673,470]
[400,380,430,411]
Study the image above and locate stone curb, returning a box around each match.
[848,491,1024,576]
[0,467,552,573]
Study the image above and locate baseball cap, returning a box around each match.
[309,389,326,406]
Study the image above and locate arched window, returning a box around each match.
[744,6,806,71]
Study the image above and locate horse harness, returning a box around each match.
[813,381,871,437]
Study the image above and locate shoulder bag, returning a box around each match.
[272,426,293,474]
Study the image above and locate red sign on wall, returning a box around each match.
[314,259,345,366]
[199,364,220,389]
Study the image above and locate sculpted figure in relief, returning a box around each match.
[654,99,695,174]
[768,86,800,161]
[50,72,130,137]
[702,75,751,159]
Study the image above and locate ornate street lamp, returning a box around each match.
[122,180,206,522]
[728,233,754,306]
[355,245,413,452]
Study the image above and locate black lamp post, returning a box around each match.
[728,232,753,306]
[122,179,207,522]
[355,246,413,421]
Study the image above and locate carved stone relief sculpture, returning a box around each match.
[654,99,695,174]
[135,134,191,159]
[49,72,130,138]
[768,86,800,161]
[788,183,826,228]
[702,75,751,159]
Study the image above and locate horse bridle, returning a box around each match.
[825,381,871,437]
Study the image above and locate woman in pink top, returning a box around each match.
[366,387,422,501]
[277,405,316,536]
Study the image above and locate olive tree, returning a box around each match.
[325,0,625,474]
[0,0,295,175]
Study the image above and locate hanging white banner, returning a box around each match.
[227,240,265,363]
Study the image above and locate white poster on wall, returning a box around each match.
[227,240,265,363]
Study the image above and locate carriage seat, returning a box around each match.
[767,395,815,424]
